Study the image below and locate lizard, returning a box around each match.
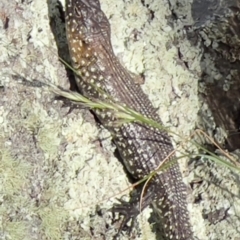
[65,0,194,239]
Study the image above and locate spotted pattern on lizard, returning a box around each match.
[65,0,194,239]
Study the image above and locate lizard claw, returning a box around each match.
[111,198,140,235]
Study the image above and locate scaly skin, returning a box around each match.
[65,0,193,239]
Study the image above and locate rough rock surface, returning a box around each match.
[0,0,239,239]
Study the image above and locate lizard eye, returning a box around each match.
[73,6,82,17]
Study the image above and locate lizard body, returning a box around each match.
[65,0,193,239]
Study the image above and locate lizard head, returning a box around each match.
[65,0,113,70]
[65,0,111,47]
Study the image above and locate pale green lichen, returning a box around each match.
[37,205,67,240]
[0,147,32,240]
[0,149,31,196]
[2,221,27,240]
[37,124,61,158]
